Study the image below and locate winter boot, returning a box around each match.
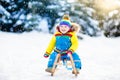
[72,68,80,74]
[45,68,52,73]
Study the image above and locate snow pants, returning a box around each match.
[47,51,82,69]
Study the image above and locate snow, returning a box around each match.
[4,0,10,3]
[109,10,119,17]
[88,17,99,26]
[19,14,25,20]
[0,31,120,80]
[59,1,65,5]
[26,14,32,20]
[83,7,95,16]
[15,20,23,26]
[38,19,49,33]
[0,5,11,17]
[47,5,59,9]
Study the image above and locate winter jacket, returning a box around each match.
[45,31,79,55]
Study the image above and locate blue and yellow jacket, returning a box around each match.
[45,31,79,55]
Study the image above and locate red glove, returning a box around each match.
[44,53,49,58]
[66,50,72,54]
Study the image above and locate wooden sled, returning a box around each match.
[51,53,78,76]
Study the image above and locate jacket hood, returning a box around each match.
[55,23,81,34]
[71,23,81,33]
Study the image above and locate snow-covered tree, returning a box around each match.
[103,10,120,37]
[92,0,120,37]
[0,0,30,32]
[42,0,101,36]
[0,0,101,37]
[28,0,60,32]
[69,1,100,36]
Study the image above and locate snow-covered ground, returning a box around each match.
[0,31,120,80]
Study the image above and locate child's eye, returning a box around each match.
[64,26,67,28]
[60,25,64,27]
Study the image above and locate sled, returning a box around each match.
[51,53,78,76]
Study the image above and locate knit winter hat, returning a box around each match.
[59,15,71,27]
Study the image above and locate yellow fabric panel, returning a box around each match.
[45,32,78,54]
[45,35,56,55]
[69,32,79,52]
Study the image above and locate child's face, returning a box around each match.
[59,25,70,34]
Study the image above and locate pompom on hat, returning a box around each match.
[59,15,71,28]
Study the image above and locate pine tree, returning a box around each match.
[0,0,30,32]
[103,9,120,37]
[29,0,60,31]
[0,0,101,36]
[63,0,100,36]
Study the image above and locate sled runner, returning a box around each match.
[50,53,78,76]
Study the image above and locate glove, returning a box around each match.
[66,50,72,55]
[44,53,49,58]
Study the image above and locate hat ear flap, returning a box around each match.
[56,26,61,32]
[71,25,75,31]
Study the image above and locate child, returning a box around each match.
[44,15,82,74]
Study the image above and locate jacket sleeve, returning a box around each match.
[69,33,79,52]
[45,35,56,55]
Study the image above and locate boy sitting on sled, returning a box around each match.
[44,15,82,74]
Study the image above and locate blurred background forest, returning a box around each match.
[0,0,120,38]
